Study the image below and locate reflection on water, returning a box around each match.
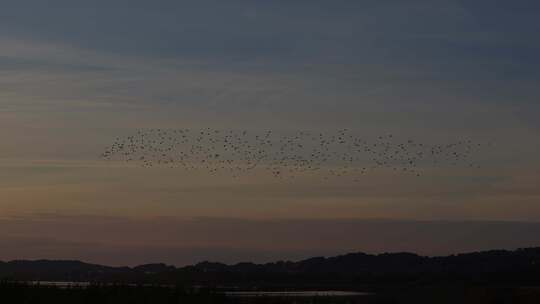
[225,291,371,297]
[29,281,91,288]
[27,282,373,302]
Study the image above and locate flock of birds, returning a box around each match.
[101,128,487,180]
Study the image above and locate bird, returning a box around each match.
[101,128,485,181]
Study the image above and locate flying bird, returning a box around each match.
[102,128,485,180]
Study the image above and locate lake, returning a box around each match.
[224,291,371,297]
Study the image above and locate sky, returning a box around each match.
[1,0,540,266]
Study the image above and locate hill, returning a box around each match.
[2,247,540,288]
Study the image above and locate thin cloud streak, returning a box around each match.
[2,214,540,266]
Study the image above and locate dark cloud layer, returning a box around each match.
[3,214,540,266]
[1,1,539,263]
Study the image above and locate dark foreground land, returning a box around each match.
[3,247,540,303]
[2,282,540,304]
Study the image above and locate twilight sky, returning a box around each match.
[1,0,540,266]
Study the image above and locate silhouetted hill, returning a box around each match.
[133,263,176,274]
[2,247,540,287]
[0,260,129,282]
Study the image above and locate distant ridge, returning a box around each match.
[2,247,540,286]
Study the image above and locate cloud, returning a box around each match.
[0,1,538,241]
[2,214,540,266]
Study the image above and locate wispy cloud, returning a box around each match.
[2,214,540,266]
[0,1,539,260]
